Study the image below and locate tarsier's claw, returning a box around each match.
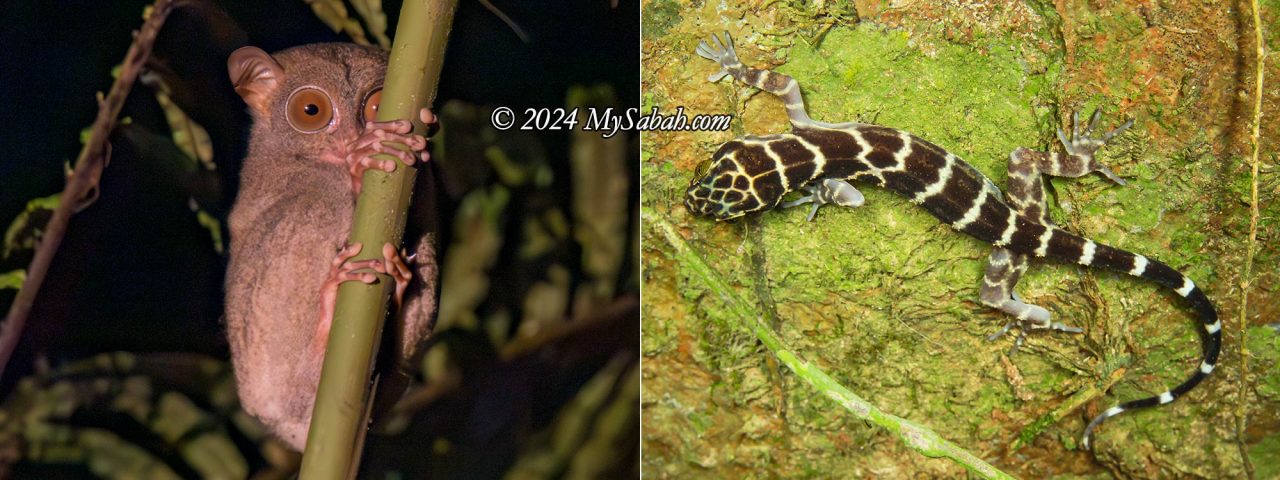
[311,242,389,353]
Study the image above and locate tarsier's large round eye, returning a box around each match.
[360,88,382,125]
[286,87,334,133]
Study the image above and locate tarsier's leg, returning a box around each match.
[696,32,853,129]
[780,178,865,221]
[983,110,1131,350]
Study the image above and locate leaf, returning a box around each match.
[305,0,371,46]
[349,0,391,48]
[139,72,215,170]
[3,193,60,260]
[194,207,224,255]
[0,269,25,290]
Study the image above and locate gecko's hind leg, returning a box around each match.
[982,110,1126,352]
[980,248,1081,354]
[780,178,864,221]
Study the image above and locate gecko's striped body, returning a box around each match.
[686,32,1220,449]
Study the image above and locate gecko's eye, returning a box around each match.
[286,87,334,133]
[360,88,383,125]
[693,159,713,179]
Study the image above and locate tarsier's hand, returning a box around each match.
[341,107,438,194]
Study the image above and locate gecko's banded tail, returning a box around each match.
[1029,226,1220,450]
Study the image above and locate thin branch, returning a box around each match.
[0,0,177,380]
[643,207,1014,480]
[1236,0,1266,477]
[476,0,529,43]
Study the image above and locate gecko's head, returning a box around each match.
[683,140,784,221]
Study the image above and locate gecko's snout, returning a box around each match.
[683,184,723,219]
[684,171,755,221]
[684,151,771,221]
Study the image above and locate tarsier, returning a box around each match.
[224,43,438,450]
[684,33,1219,448]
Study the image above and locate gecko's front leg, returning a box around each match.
[780,178,865,221]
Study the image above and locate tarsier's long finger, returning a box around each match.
[418,107,437,125]
[336,259,385,284]
[351,145,416,172]
[356,124,427,153]
[332,242,364,267]
[366,118,414,135]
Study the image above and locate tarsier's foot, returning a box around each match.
[310,242,415,354]
[695,32,740,82]
[780,179,864,222]
[343,107,437,193]
[986,292,1082,354]
[380,242,413,309]
[1055,109,1133,186]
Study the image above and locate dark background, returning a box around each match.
[0,0,638,477]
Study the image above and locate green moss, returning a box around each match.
[640,0,680,40]
[1251,432,1280,480]
[1249,326,1280,400]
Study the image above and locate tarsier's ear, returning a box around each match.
[228,46,282,115]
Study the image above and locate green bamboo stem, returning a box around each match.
[299,1,457,477]
[642,206,1013,479]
